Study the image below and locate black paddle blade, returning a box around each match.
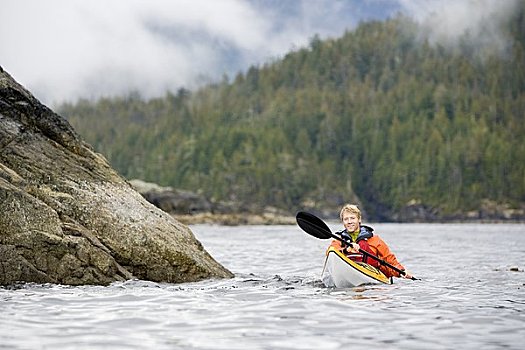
[296,211,333,239]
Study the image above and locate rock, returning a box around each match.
[0,69,233,286]
[443,200,525,222]
[129,179,297,225]
[392,199,439,222]
[478,199,525,221]
[174,211,296,226]
[129,179,212,214]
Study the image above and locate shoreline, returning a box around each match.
[173,213,525,226]
[173,213,296,226]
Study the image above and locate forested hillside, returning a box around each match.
[59,10,525,220]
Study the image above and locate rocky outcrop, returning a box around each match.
[451,199,525,222]
[392,199,439,222]
[0,67,233,286]
[129,179,297,225]
[392,198,525,222]
[129,179,213,215]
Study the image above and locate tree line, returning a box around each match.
[59,10,525,220]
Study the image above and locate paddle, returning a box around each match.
[296,211,418,280]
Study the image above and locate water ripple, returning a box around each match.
[1,223,524,349]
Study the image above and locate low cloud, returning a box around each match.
[399,0,520,54]
[2,0,371,105]
[2,0,272,104]
[0,0,519,105]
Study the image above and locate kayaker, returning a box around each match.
[328,204,414,279]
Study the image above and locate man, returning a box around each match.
[328,204,414,279]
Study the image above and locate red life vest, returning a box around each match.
[339,226,380,268]
[354,239,380,268]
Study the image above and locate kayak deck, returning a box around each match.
[321,247,392,288]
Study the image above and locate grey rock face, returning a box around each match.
[0,67,233,286]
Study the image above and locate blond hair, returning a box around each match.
[339,204,362,222]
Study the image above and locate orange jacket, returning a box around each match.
[328,235,405,278]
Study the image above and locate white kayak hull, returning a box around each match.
[321,247,392,288]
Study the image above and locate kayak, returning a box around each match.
[321,247,392,288]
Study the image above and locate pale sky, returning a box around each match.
[0,0,518,106]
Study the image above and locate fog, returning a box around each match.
[0,0,519,105]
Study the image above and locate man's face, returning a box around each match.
[342,212,360,233]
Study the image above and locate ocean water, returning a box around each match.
[1,223,524,349]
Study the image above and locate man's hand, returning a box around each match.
[345,243,360,253]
